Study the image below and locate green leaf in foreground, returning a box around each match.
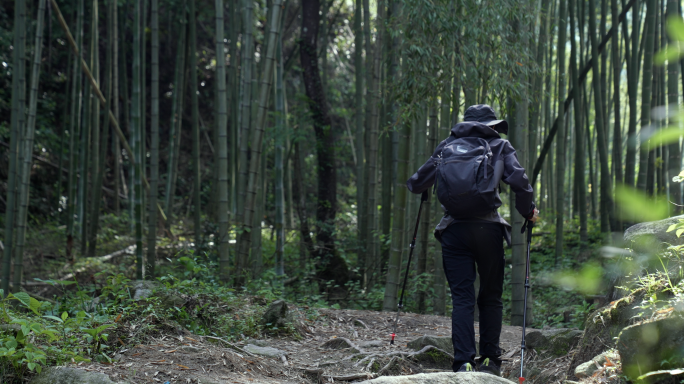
[553,262,604,295]
[644,126,684,150]
[666,15,684,42]
[615,185,670,222]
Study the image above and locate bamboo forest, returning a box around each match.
[3,0,684,382]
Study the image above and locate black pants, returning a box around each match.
[440,221,505,371]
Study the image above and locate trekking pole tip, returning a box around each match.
[390,333,396,345]
[519,377,525,384]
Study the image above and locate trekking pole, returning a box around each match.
[390,191,428,345]
[519,219,534,383]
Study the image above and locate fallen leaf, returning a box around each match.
[132,353,143,357]
[115,313,122,323]
[516,62,523,66]
[602,356,615,367]
[118,338,125,346]
[164,350,177,353]
[186,337,197,342]
[176,364,190,370]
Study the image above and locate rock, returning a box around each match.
[246,339,269,347]
[408,346,454,370]
[566,294,644,377]
[525,328,582,356]
[31,367,125,384]
[407,335,454,355]
[132,280,157,301]
[624,215,684,247]
[132,280,185,308]
[261,300,291,328]
[321,337,360,352]
[574,350,619,379]
[617,316,684,381]
[358,340,384,348]
[243,344,287,358]
[180,345,201,353]
[359,372,515,383]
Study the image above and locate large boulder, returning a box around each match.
[525,328,582,357]
[360,372,515,383]
[617,316,684,381]
[566,294,643,377]
[407,335,455,355]
[31,367,125,384]
[624,215,684,248]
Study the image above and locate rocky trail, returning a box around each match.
[34,307,533,384]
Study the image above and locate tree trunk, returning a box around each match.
[13,0,46,289]
[625,0,641,188]
[189,0,202,251]
[235,0,285,281]
[611,0,623,231]
[365,0,384,288]
[667,0,682,214]
[216,0,231,281]
[66,0,84,262]
[354,0,366,284]
[433,52,451,316]
[274,19,286,279]
[300,0,348,294]
[382,114,410,312]
[86,0,101,258]
[637,0,656,192]
[293,139,315,271]
[112,0,120,216]
[589,0,615,232]
[147,0,160,278]
[236,0,254,229]
[164,18,187,220]
[570,0,588,243]
[133,0,144,279]
[553,0,568,266]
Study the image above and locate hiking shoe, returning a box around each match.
[478,358,501,376]
[456,362,475,373]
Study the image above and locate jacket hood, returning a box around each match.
[450,121,502,139]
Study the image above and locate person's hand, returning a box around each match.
[528,208,540,223]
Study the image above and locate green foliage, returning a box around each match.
[667,219,684,238]
[615,185,670,222]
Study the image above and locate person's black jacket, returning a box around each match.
[406,121,534,243]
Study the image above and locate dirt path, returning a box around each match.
[78,308,530,383]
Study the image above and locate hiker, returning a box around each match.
[406,104,539,376]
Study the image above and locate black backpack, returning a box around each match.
[435,136,502,218]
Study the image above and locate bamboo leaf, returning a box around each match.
[615,185,669,222]
[644,126,684,150]
[654,44,684,65]
[666,15,684,42]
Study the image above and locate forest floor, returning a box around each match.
[76,308,530,384]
